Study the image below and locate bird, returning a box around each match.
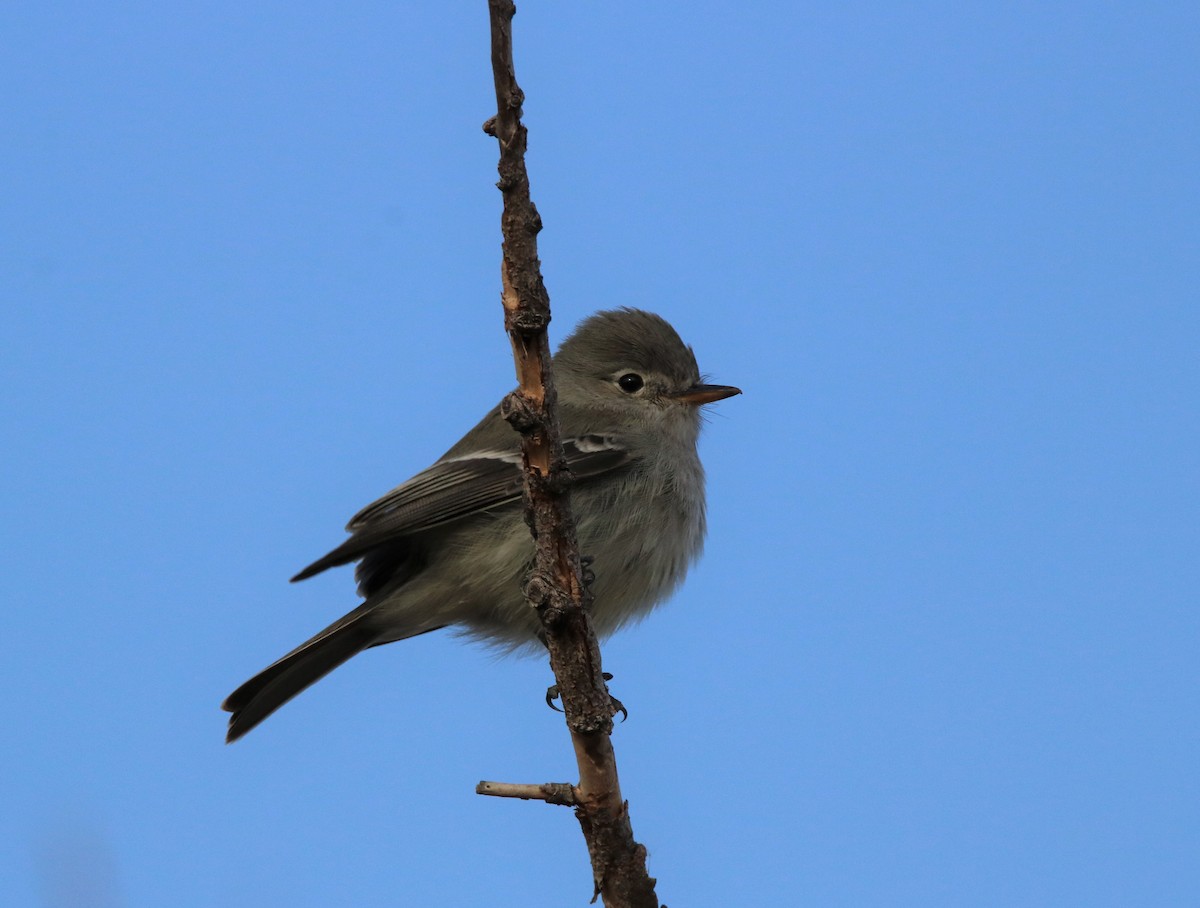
[222,308,740,742]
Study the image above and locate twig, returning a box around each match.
[476,781,579,805]
[479,2,660,906]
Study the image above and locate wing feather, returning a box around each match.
[290,435,630,584]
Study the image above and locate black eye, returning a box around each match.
[617,373,644,393]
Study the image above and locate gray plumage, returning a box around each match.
[222,308,739,742]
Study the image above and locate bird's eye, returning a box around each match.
[617,373,644,393]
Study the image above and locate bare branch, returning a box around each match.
[479,2,660,905]
[476,781,579,806]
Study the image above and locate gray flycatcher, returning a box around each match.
[222,308,740,742]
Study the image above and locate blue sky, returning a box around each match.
[2,2,1197,906]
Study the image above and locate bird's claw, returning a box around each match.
[544,672,627,721]
[603,672,629,722]
[609,695,629,722]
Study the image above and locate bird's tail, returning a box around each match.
[222,604,404,743]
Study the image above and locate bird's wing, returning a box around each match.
[346,450,525,536]
[291,434,631,584]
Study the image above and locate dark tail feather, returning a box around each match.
[290,531,399,583]
[290,544,356,583]
[222,615,380,743]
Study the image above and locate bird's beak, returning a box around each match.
[671,383,742,406]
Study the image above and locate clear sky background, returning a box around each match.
[3,2,1197,906]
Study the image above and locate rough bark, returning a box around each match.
[475,3,660,906]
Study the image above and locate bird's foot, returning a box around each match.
[608,678,629,722]
[545,672,627,722]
